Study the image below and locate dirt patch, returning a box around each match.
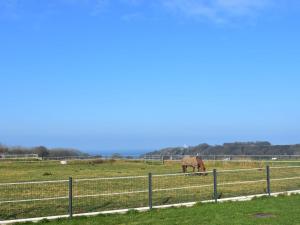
[253,213,275,218]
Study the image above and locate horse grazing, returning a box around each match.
[181,156,206,174]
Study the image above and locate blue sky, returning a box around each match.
[1,0,300,154]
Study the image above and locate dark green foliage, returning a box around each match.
[0,143,88,158]
[146,142,300,156]
[42,172,52,176]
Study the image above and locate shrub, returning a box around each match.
[43,172,52,176]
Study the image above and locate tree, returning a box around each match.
[0,144,8,154]
[32,146,49,158]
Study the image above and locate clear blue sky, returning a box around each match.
[1,0,300,154]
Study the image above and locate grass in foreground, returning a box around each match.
[21,194,300,225]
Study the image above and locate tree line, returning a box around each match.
[0,144,88,158]
[146,142,300,156]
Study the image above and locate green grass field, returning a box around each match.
[20,194,300,225]
[1,159,300,182]
[1,159,300,221]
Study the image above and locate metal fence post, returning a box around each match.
[266,166,271,196]
[213,169,218,203]
[69,177,73,218]
[148,173,153,210]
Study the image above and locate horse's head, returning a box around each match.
[196,156,202,160]
[195,156,206,172]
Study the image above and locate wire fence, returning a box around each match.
[0,154,40,160]
[157,154,300,161]
[1,166,300,222]
[144,154,300,165]
[2,154,300,165]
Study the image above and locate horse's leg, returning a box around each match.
[193,166,195,172]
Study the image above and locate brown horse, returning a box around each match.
[181,156,206,174]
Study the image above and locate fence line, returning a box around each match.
[2,189,300,225]
[145,154,300,164]
[158,154,300,158]
[269,165,300,169]
[3,175,300,205]
[152,184,214,192]
[153,171,212,177]
[75,175,148,182]
[1,169,299,203]
[3,154,300,162]
[216,168,263,173]
[218,179,266,187]
[74,190,149,198]
[0,179,68,186]
[2,178,283,205]
[0,154,39,159]
[0,196,69,204]
[270,176,300,182]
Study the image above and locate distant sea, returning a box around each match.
[86,149,152,157]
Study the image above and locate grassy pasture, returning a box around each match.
[1,159,300,182]
[0,159,300,220]
[21,194,300,225]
